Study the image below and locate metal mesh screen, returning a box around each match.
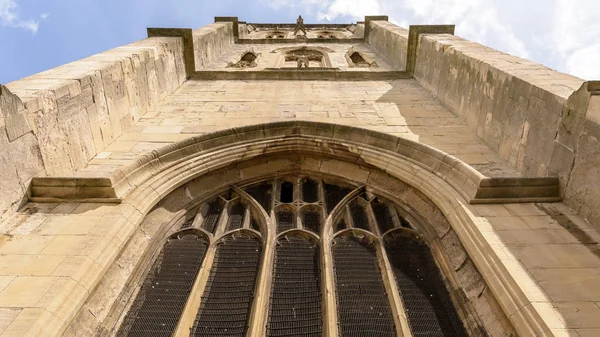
[226,203,245,231]
[192,235,262,337]
[385,235,468,337]
[117,233,208,337]
[267,236,322,337]
[324,184,352,214]
[245,183,272,213]
[350,204,370,231]
[202,200,223,234]
[277,211,295,233]
[332,236,396,336]
[372,201,394,234]
[302,210,321,234]
[302,179,319,203]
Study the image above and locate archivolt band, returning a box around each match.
[116,176,468,337]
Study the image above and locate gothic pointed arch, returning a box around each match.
[85,122,551,337]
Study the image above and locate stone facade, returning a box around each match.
[0,15,599,337]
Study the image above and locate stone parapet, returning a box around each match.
[412,33,600,227]
[368,21,409,71]
[192,22,235,70]
[0,36,186,219]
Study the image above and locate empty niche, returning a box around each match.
[316,31,337,38]
[265,31,286,39]
[227,50,259,68]
[345,47,377,68]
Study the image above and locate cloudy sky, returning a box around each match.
[0,0,598,84]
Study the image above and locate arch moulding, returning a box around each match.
[37,121,560,337]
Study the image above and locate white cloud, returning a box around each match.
[261,0,600,79]
[0,0,48,33]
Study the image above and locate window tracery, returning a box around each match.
[116,175,469,337]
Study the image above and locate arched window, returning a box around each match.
[117,230,208,336]
[116,176,471,336]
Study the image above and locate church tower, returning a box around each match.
[0,15,599,336]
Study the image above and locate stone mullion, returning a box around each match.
[320,185,364,337]
[173,244,216,336]
[376,239,413,337]
[242,206,251,229]
[245,222,275,337]
[364,200,381,236]
[231,185,276,337]
[320,225,339,337]
[212,199,231,238]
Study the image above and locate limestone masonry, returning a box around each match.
[0,15,599,337]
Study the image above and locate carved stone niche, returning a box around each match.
[272,46,334,68]
[265,31,286,39]
[315,31,338,39]
[227,50,260,68]
[345,47,377,68]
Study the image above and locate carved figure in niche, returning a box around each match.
[227,51,259,68]
[294,15,306,36]
[297,56,309,68]
[284,47,324,68]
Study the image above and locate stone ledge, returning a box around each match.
[29,121,560,204]
[191,70,411,80]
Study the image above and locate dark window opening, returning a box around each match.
[117,234,208,337]
[385,234,468,336]
[226,203,245,231]
[245,183,272,213]
[302,210,321,234]
[333,236,396,336]
[267,236,321,336]
[350,204,370,231]
[302,179,319,203]
[280,182,294,203]
[324,183,352,214]
[372,202,394,234]
[202,200,223,234]
[276,211,295,234]
[350,51,367,64]
[335,219,347,233]
[192,235,262,337]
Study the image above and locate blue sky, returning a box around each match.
[1,0,599,84]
